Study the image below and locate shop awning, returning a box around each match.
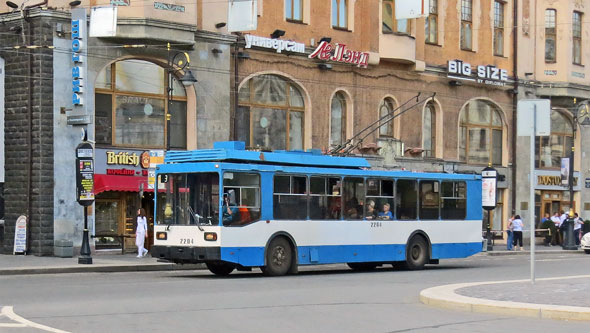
[94,175,151,194]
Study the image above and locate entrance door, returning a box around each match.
[540,191,573,218]
[95,199,124,249]
[142,192,155,250]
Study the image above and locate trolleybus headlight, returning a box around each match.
[156,232,167,240]
[204,232,217,241]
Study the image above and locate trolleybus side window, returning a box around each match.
[419,181,440,220]
[327,177,342,219]
[366,178,394,220]
[396,179,417,220]
[274,175,308,220]
[440,181,466,219]
[343,177,364,220]
[222,172,261,226]
[309,176,327,219]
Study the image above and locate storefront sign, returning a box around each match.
[309,41,369,68]
[154,2,185,12]
[572,71,585,78]
[76,142,95,205]
[148,150,165,189]
[66,114,92,125]
[585,178,590,188]
[544,70,557,76]
[95,148,149,177]
[535,170,580,190]
[245,34,306,54]
[13,215,27,254]
[71,10,87,106]
[447,60,508,86]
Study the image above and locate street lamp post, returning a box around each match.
[166,43,198,151]
[564,102,590,249]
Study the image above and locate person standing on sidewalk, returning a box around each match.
[550,212,562,245]
[135,208,149,258]
[540,213,554,247]
[511,215,524,251]
[573,213,584,246]
[506,215,514,250]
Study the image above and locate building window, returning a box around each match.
[494,1,504,56]
[332,0,348,29]
[573,11,582,65]
[379,98,395,137]
[330,92,347,147]
[461,0,473,50]
[425,0,438,44]
[382,0,411,34]
[285,0,303,22]
[545,9,556,62]
[459,100,503,165]
[423,102,436,157]
[95,60,187,149]
[535,111,573,169]
[237,75,305,151]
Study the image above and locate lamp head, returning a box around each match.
[270,29,286,39]
[6,0,18,8]
[179,69,198,86]
[69,0,81,6]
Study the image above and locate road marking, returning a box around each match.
[0,306,70,333]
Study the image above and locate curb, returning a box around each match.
[420,275,590,321]
[0,263,205,276]
[486,249,584,256]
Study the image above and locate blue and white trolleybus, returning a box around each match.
[152,141,483,276]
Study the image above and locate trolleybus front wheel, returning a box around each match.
[262,237,293,276]
[206,261,235,276]
[403,236,429,270]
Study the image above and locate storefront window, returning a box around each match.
[238,75,305,150]
[459,100,503,165]
[536,111,573,169]
[95,60,187,149]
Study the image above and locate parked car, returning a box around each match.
[582,233,590,254]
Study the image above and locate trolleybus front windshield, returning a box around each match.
[157,173,220,226]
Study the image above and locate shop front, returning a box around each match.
[534,170,581,224]
[93,148,155,252]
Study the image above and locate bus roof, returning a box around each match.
[165,141,371,169]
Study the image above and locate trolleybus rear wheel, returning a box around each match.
[404,236,428,270]
[206,261,235,276]
[262,237,292,276]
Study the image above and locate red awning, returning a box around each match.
[94,174,151,195]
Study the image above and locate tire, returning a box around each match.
[206,261,235,276]
[404,236,429,270]
[262,237,293,276]
[584,249,590,254]
[347,262,378,271]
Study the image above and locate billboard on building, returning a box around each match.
[228,0,258,32]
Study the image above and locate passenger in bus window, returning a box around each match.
[378,203,393,220]
[222,193,239,226]
[365,200,377,220]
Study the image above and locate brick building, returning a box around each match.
[0,0,519,255]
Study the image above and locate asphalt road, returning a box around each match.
[1,253,590,333]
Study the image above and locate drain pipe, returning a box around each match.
[511,0,519,215]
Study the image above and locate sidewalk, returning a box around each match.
[0,253,203,276]
[482,243,585,256]
[421,275,590,321]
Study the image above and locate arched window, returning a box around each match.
[95,60,187,148]
[330,92,347,146]
[379,98,395,137]
[459,100,503,165]
[238,74,305,150]
[536,111,573,168]
[423,102,436,157]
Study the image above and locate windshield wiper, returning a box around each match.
[188,206,205,231]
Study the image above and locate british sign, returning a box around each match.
[309,41,369,68]
[447,60,508,86]
[95,148,149,176]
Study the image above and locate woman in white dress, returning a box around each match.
[135,208,148,258]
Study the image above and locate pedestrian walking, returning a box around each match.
[574,213,584,246]
[506,215,514,250]
[135,208,149,258]
[511,215,524,251]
